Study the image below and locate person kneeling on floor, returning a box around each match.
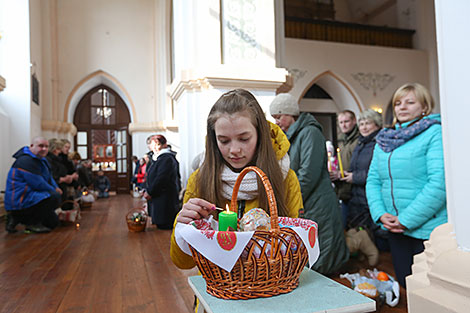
[4,136,61,233]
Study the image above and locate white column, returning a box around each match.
[435,0,470,251]
[169,0,290,185]
[407,1,470,311]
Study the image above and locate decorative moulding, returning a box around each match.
[0,75,6,92]
[41,120,77,136]
[168,65,292,102]
[128,120,178,134]
[351,72,394,97]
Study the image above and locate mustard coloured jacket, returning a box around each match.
[170,122,303,269]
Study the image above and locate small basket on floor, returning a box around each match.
[126,207,148,232]
[188,166,309,300]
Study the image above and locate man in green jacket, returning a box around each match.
[270,93,349,275]
[331,110,359,228]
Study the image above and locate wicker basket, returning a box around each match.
[189,166,309,300]
[126,208,148,232]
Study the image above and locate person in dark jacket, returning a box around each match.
[341,109,385,266]
[331,110,360,229]
[4,137,61,233]
[46,139,77,209]
[270,93,349,275]
[95,170,111,198]
[77,159,93,189]
[144,134,181,230]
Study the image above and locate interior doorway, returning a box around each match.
[73,84,132,194]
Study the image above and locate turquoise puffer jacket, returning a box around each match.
[366,114,447,240]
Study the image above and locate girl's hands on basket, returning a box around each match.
[177,198,216,224]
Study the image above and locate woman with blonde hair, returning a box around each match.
[366,83,447,288]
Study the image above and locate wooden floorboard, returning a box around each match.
[0,194,407,313]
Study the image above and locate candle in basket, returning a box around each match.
[337,148,345,178]
[218,204,237,231]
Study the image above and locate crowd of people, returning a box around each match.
[4,137,112,233]
[4,82,446,290]
[170,83,447,290]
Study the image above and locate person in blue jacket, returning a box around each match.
[366,83,447,288]
[4,136,62,233]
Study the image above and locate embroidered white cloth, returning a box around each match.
[175,216,320,272]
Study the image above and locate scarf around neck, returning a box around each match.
[376,118,440,153]
[220,153,290,201]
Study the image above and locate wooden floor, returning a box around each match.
[0,195,407,313]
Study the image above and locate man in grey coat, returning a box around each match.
[270,93,349,275]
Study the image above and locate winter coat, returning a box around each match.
[146,149,181,226]
[136,163,147,184]
[366,114,447,240]
[346,129,380,229]
[170,122,304,270]
[46,152,69,186]
[95,175,111,192]
[77,165,93,188]
[336,125,359,201]
[5,146,58,211]
[286,112,349,274]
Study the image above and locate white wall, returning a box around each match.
[0,0,31,185]
[284,38,430,114]
[41,0,156,125]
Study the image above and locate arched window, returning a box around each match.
[73,85,132,193]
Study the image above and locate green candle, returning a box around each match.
[218,207,238,231]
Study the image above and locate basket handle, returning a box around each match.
[230,166,280,231]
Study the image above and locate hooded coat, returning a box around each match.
[170,122,304,269]
[146,148,181,227]
[366,114,447,240]
[286,112,349,274]
[5,147,58,211]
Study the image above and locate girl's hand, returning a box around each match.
[177,198,216,224]
[340,171,353,183]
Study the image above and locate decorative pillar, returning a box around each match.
[169,0,290,184]
[407,1,470,312]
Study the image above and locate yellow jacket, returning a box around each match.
[170,122,303,269]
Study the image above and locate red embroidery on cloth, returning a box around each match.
[202,230,215,240]
[193,219,211,230]
[278,217,316,231]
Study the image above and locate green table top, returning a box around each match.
[188,267,376,313]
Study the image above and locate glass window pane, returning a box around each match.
[108,93,115,107]
[117,160,122,173]
[122,144,127,157]
[117,130,122,144]
[121,130,127,143]
[122,160,127,172]
[77,146,87,159]
[77,131,87,145]
[91,90,102,106]
[117,146,122,159]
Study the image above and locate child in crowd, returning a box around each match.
[170,89,303,269]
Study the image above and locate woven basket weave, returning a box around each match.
[189,166,308,300]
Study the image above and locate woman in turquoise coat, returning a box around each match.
[366,83,447,288]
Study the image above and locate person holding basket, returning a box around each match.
[170,89,303,269]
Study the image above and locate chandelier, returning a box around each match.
[96,107,112,119]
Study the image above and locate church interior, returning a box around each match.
[0,0,469,312]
